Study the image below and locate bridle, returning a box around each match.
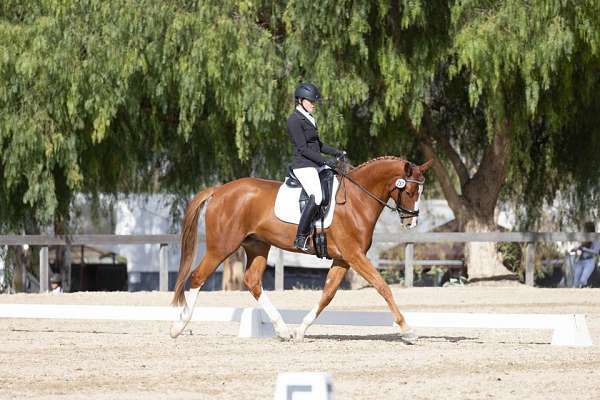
[336,167,425,221]
[391,177,425,220]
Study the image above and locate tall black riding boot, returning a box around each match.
[294,195,319,252]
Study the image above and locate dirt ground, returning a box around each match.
[1,286,600,400]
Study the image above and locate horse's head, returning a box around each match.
[388,159,433,228]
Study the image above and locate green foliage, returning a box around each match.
[446,0,600,226]
[0,0,289,231]
[380,267,404,285]
[498,242,522,276]
[0,0,599,232]
[498,241,565,284]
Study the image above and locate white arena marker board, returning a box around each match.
[0,304,592,347]
[274,372,333,400]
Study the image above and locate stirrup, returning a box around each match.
[293,235,310,252]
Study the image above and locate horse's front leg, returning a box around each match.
[294,260,348,341]
[346,252,417,341]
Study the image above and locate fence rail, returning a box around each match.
[372,232,600,243]
[371,232,600,287]
[1,232,595,292]
[0,234,181,246]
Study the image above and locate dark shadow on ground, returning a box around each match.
[304,334,479,344]
[305,334,549,346]
[8,327,130,335]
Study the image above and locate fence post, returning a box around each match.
[525,242,536,287]
[39,246,49,292]
[275,248,284,291]
[64,244,72,293]
[159,244,169,292]
[405,243,414,287]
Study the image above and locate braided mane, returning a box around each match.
[351,156,405,172]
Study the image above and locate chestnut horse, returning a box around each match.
[170,156,432,341]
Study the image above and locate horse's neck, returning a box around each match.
[346,159,403,226]
[349,159,403,197]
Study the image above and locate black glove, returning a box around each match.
[324,158,337,168]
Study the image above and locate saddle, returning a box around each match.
[285,166,335,219]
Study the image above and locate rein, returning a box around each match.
[336,167,425,220]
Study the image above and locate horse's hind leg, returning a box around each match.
[169,252,228,338]
[294,259,348,341]
[242,240,293,341]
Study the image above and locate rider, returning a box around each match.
[288,82,345,252]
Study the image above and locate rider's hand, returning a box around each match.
[336,150,347,159]
[324,158,337,168]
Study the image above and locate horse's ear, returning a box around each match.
[404,162,413,177]
[419,159,433,173]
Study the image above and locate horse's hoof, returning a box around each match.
[170,321,186,339]
[293,328,305,342]
[399,329,418,343]
[272,320,293,341]
[394,322,417,343]
[276,334,293,342]
[275,328,294,342]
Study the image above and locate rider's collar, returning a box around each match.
[296,105,316,127]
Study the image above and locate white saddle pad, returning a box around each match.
[274,177,340,229]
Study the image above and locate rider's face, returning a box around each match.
[301,98,315,113]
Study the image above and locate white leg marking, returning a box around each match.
[394,321,417,342]
[170,287,201,339]
[294,305,318,341]
[258,291,292,340]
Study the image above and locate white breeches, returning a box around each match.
[293,167,323,205]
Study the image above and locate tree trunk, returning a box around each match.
[53,218,71,292]
[12,246,28,292]
[415,115,518,281]
[463,218,515,281]
[51,245,71,292]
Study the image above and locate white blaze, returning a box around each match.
[409,184,424,228]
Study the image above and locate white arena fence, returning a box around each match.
[0,303,592,347]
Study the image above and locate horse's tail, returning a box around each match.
[171,187,215,306]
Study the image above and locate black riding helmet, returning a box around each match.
[294,82,322,103]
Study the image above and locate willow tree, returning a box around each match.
[0,0,289,233]
[1,1,599,282]
[0,0,291,290]
[417,1,600,278]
